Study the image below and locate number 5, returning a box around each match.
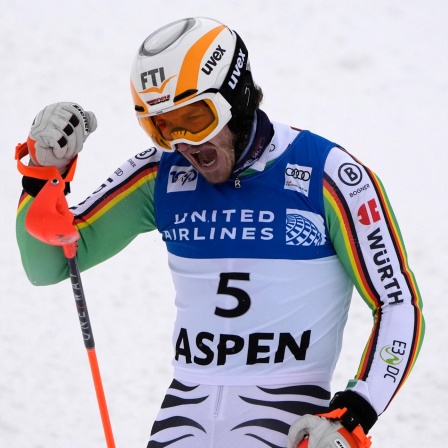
[215,272,251,318]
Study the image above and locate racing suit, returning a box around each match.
[16,110,424,447]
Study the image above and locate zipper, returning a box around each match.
[214,386,223,418]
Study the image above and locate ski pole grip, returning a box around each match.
[25,172,80,246]
[15,141,78,182]
[15,141,79,246]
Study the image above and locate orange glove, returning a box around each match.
[288,408,372,448]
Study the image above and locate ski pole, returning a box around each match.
[63,241,116,448]
[16,143,116,448]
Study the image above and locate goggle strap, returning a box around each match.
[219,32,250,107]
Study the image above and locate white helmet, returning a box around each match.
[130,17,255,151]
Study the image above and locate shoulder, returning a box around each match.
[267,125,338,160]
[128,146,163,167]
[324,146,375,189]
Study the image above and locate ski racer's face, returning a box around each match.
[175,125,237,184]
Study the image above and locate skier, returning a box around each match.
[16,17,424,448]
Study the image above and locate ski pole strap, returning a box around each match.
[15,141,78,182]
[318,408,372,448]
[24,168,80,246]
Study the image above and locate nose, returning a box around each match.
[175,143,190,152]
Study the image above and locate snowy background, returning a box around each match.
[1,1,447,447]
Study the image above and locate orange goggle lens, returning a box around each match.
[139,99,220,151]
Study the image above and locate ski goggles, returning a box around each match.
[138,94,232,151]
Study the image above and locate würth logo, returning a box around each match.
[358,198,381,225]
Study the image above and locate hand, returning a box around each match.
[28,102,97,173]
[288,412,371,448]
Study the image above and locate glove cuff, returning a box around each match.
[329,390,378,434]
[22,176,71,197]
[16,140,77,197]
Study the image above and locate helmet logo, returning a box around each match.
[201,45,227,75]
[146,95,170,107]
[140,74,176,96]
[228,48,246,89]
[141,67,166,90]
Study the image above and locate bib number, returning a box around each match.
[214,272,251,318]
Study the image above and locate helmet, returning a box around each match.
[130,17,255,151]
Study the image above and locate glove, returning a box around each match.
[28,102,97,173]
[287,410,372,448]
[288,390,377,448]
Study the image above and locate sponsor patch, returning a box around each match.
[284,164,312,196]
[167,166,198,192]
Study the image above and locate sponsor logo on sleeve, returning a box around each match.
[338,162,362,186]
[380,345,404,366]
[349,183,371,198]
[135,148,157,160]
[381,340,407,383]
[358,198,381,225]
[284,164,312,196]
[367,228,403,305]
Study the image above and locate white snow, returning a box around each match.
[1,1,447,447]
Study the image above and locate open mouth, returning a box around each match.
[191,148,217,168]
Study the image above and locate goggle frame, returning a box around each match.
[138,93,232,152]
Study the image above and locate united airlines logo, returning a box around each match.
[286,209,326,246]
[167,166,198,192]
[284,164,312,196]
